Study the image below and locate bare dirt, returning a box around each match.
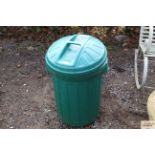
[0,39,155,129]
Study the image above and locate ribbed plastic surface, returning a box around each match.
[45,34,107,74]
[53,75,102,126]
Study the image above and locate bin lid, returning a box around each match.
[45,34,108,74]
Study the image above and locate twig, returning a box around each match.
[144,86,155,90]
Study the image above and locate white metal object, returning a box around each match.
[135,26,155,89]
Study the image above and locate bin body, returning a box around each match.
[45,34,108,127]
[52,74,102,126]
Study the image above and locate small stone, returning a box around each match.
[124,82,128,85]
[122,43,128,48]
[115,35,129,43]
[2,68,6,71]
[123,48,129,51]
[17,64,21,68]
[9,126,14,129]
[27,46,34,51]
[23,83,27,86]
[78,31,84,34]
[44,109,51,113]
[26,89,29,92]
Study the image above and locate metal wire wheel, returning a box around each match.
[134,49,149,89]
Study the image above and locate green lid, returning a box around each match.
[45,34,108,75]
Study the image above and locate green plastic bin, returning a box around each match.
[45,34,108,127]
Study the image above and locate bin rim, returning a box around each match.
[46,58,108,80]
[45,52,108,76]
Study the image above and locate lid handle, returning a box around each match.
[58,41,81,59]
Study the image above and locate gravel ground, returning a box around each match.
[0,39,155,128]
